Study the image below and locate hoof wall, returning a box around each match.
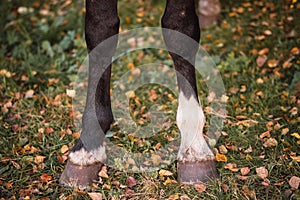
[59,160,103,190]
[178,160,219,184]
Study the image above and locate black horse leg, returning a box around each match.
[60,0,119,189]
[161,0,218,183]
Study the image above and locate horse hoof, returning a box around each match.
[177,160,219,184]
[59,160,103,190]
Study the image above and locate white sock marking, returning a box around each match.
[177,91,214,162]
[69,145,106,166]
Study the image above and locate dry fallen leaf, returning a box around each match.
[25,89,34,99]
[237,175,249,181]
[256,55,267,67]
[263,137,278,148]
[291,133,300,139]
[282,128,289,135]
[163,177,178,185]
[88,192,103,200]
[258,48,269,55]
[256,166,268,179]
[289,176,300,189]
[66,89,76,98]
[290,156,300,162]
[60,145,69,154]
[98,169,109,179]
[224,163,239,172]
[124,188,134,195]
[126,176,137,188]
[159,169,173,177]
[240,167,250,175]
[39,173,52,183]
[267,59,278,68]
[179,194,190,200]
[260,131,270,139]
[168,194,179,200]
[34,155,45,164]
[194,183,206,194]
[291,47,300,55]
[216,153,227,162]
[221,184,229,193]
[219,145,228,154]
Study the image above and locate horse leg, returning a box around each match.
[60,0,119,189]
[161,0,218,183]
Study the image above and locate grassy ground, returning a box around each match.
[1,0,300,199]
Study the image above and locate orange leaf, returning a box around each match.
[290,156,300,162]
[216,153,227,162]
[260,131,270,139]
[60,145,69,154]
[258,48,269,55]
[267,59,278,68]
[291,47,300,55]
[39,173,52,183]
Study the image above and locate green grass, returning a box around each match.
[1,0,300,199]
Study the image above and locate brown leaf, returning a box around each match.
[256,55,267,67]
[221,184,229,193]
[237,175,249,181]
[282,128,289,135]
[11,161,21,169]
[88,192,103,200]
[45,127,54,134]
[151,154,162,165]
[159,169,173,177]
[168,194,179,200]
[39,173,52,183]
[261,178,270,187]
[289,176,300,189]
[224,163,239,172]
[126,176,137,188]
[256,166,268,179]
[263,137,278,148]
[240,167,250,175]
[34,155,45,164]
[194,183,206,194]
[125,189,135,195]
[219,145,228,154]
[25,89,34,99]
